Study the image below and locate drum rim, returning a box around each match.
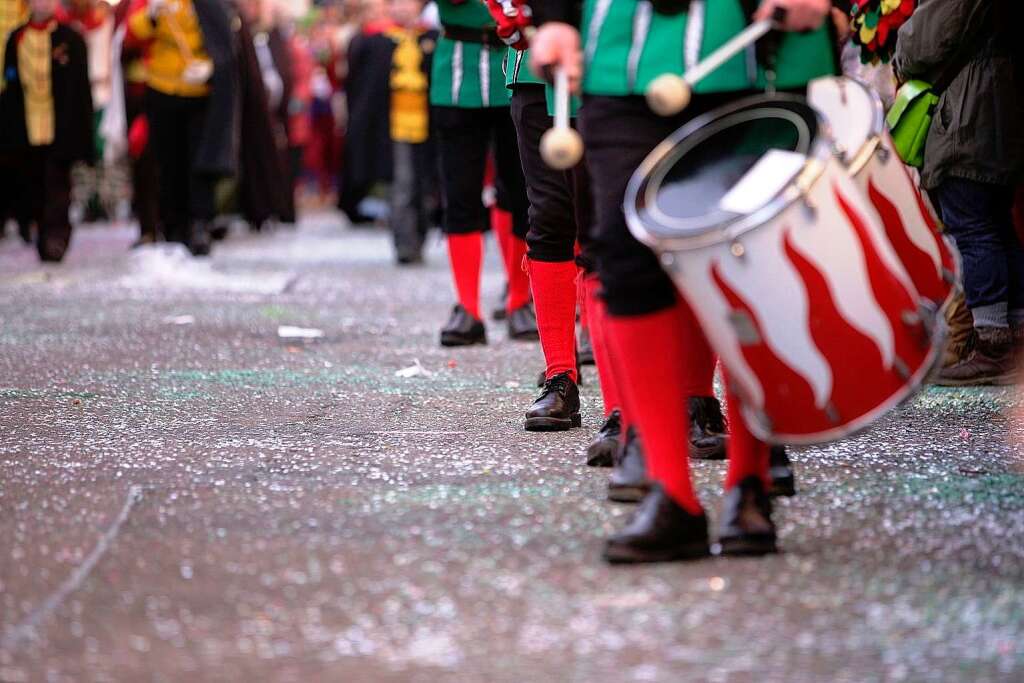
[625,93,833,253]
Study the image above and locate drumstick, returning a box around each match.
[540,66,584,170]
[646,8,786,116]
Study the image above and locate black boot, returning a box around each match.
[768,445,796,498]
[717,475,777,556]
[187,220,212,257]
[586,409,621,467]
[608,426,652,502]
[525,371,581,431]
[604,485,710,564]
[507,302,539,341]
[440,305,487,347]
[689,396,727,460]
[577,326,595,365]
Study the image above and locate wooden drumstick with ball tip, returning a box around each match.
[540,67,584,170]
[646,8,787,117]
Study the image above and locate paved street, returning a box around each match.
[1,216,1023,682]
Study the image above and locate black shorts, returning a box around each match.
[579,92,758,316]
[510,85,594,266]
[432,105,529,237]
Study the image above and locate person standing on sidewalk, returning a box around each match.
[896,0,1024,386]
[127,0,238,256]
[1,0,94,261]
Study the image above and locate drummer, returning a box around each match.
[530,0,837,563]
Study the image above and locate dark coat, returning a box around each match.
[235,14,293,225]
[895,0,1024,189]
[1,22,94,163]
[338,30,395,217]
[192,0,239,177]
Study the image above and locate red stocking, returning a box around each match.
[528,259,578,382]
[722,381,771,490]
[605,301,704,515]
[582,274,623,419]
[446,232,483,320]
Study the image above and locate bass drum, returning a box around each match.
[626,94,943,444]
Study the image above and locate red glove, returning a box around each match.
[486,0,533,50]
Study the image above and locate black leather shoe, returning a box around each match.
[577,326,595,365]
[508,302,539,341]
[524,371,580,431]
[689,396,728,460]
[608,426,653,503]
[586,409,621,467]
[187,220,212,257]
[604,485,710,564]
[768,446,796,498]
[440,305,487,347]
[717,475,777,556]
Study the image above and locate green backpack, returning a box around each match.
[886,80,938,169]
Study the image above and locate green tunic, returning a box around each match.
[580,0,835,96]
[429,0,512,108]
[505,47,581,117]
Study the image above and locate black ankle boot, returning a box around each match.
[524,371,580,431]
[607,426,652,502]
[188,220,212,256]
[507,302,539,341]
[689,396,727,460]
[440,305,487,347]
[604,485,710,564]
[717,475,777,556]
[586,409,621,467]
[768,445,796,498]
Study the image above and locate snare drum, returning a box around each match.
[808,76,960,312]
[626,95,942,444]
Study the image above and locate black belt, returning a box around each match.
[441,24,505,48]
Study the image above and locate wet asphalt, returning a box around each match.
[1,216,1022,682]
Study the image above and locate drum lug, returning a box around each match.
[941,267,957,285]
[892,357,911,380]
[728,310,761,345]
[729,241,745,259]
[824,403,841,425]
[660,253,675,267]
[901,310,921,327]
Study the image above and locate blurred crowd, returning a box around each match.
[0,0,443,259]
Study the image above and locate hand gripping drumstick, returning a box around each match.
[540,66,584,170]
[645,8,786,116]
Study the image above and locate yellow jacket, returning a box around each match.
[128,0,210,97]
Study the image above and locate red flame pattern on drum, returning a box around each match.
[705,178,932,438]
[868,178,950,306]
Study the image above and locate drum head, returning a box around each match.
[627,95,825,249]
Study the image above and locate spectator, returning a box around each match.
[127,0,238,256]
[385,0,437,264]
[895,0,1024,385]
[0,0,94,261]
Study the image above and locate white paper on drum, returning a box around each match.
[718,149,806,215]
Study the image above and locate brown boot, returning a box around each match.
[941,291,975,368]
[935,326,1015,386]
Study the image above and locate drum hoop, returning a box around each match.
[626,94,832,253]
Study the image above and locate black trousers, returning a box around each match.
[24,146,73,261]
[580,93,756,316]
[432,105,529,237]
[510,85,594,267]
[146,88,215,242]
[390,140,440,258]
